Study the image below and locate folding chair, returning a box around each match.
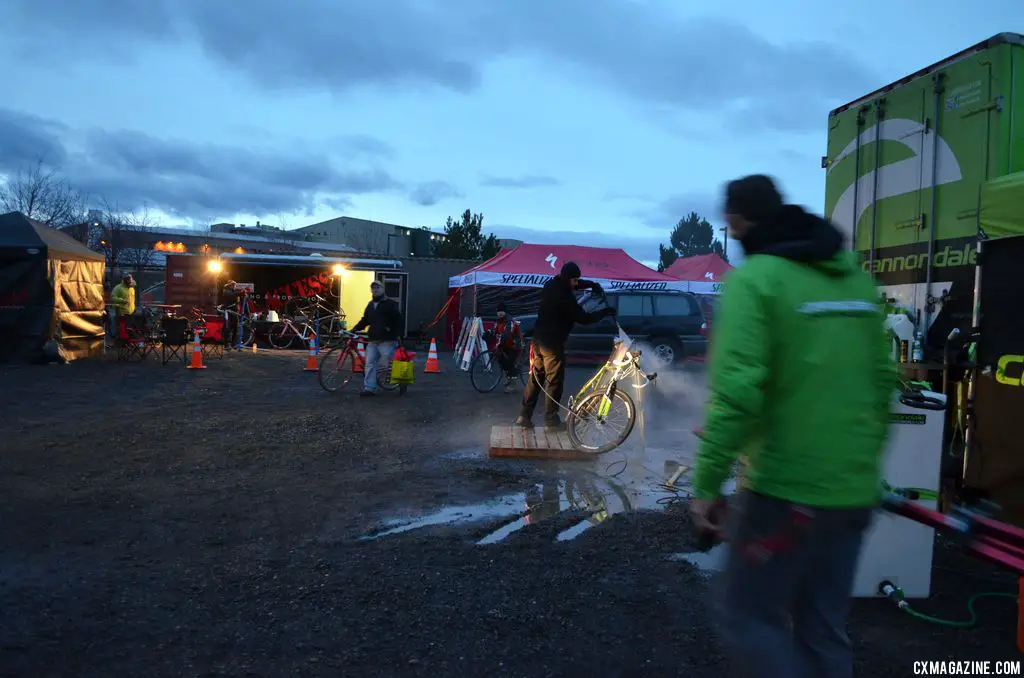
[202,318,226,359]
[161,316,190,365]
[116,316,149,362]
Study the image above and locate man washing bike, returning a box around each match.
[515,261,616,431]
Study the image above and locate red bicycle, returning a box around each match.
[317,330,405,394]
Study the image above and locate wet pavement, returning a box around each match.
[6,354,1020,676]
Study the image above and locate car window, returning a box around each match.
[655,295,699,316]
[616,294,653,316]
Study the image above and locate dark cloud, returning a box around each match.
[480,174,560,189]
[2,1,877,132]
[0,106,414,219]
[408,180,462,207]
[333,134,397,159]
[635,192,726,231]
[0,109,69,171]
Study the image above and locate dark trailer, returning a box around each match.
[0,211,106,364]
[165,252,410,336]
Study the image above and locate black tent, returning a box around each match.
[0,211,106,363]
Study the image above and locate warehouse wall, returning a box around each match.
[400,256,477,335]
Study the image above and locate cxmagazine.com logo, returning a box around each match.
[914,660,1021,675]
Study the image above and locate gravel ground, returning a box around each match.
[0,349,1020,677]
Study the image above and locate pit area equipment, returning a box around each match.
[852,389,946,598]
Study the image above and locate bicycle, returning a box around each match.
[470,344,529,393]
[267,313,317,349]
[560,335,657,454]
[214,304,255,347]
[317,330,406,395]
[297,295,347,347]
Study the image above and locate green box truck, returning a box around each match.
[823,32,1024,351]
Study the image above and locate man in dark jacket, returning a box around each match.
[219,280,240,347]
[516,261,616,430]
[352,280,403,396]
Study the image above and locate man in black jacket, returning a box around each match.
[516,261,616,430]
[352,280,403,396]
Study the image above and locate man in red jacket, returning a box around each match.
[492,303,523,393]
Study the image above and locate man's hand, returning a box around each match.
[690,497,724,535]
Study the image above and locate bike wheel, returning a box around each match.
[318,347,356,393]
[267,322,295,349]
[470,351,503,393]
[516,351,530,387]
[377,362,400,391]
[566,389,636,454]
[239,320,255,347]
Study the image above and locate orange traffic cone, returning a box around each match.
[353,339,365,373]
[187,331,206,370]
[424,338,441,374]
[304,337,318,372]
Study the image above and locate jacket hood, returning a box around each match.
[739,205,854,277]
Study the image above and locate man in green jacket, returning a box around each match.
[691,175,895,678]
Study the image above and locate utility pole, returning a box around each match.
[719,226,728,260]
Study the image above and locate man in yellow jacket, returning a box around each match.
[110,274,136,334]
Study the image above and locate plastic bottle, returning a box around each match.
[911,331,924,363]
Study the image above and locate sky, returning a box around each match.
[0,1,1021,268]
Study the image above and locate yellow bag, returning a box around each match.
[390,347,415,385]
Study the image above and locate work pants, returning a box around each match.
[519,341,565,422]
[363,340,396,393]
[716,490,873,678]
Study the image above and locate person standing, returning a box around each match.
[492,302,523,393]
[110,274,136,335]
[516,261,616,430]
[352,280,403,397]
[220,280,240,347]
[690,175,895,678]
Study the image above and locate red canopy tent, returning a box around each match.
[444,244,682,346]
[664,253,732,294]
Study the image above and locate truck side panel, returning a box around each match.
[824,44,1019,344]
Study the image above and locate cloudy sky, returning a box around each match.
[0,1,1020,266]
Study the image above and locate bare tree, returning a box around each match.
[89,200,161,277]
[0,159,86,228]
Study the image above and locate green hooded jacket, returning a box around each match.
[693,206,897,508]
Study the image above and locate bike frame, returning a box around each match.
[567,346,648,420]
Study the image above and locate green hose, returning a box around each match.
[889,587,1017,628]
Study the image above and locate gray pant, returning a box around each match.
[363,340,396,393]
[716,490,873,678]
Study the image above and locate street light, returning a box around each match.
[207,259,223,274]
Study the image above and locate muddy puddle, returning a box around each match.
[360,458,703,544]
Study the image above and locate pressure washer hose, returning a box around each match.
[879,582,1017,628]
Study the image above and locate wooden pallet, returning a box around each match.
[488,425,595,461]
